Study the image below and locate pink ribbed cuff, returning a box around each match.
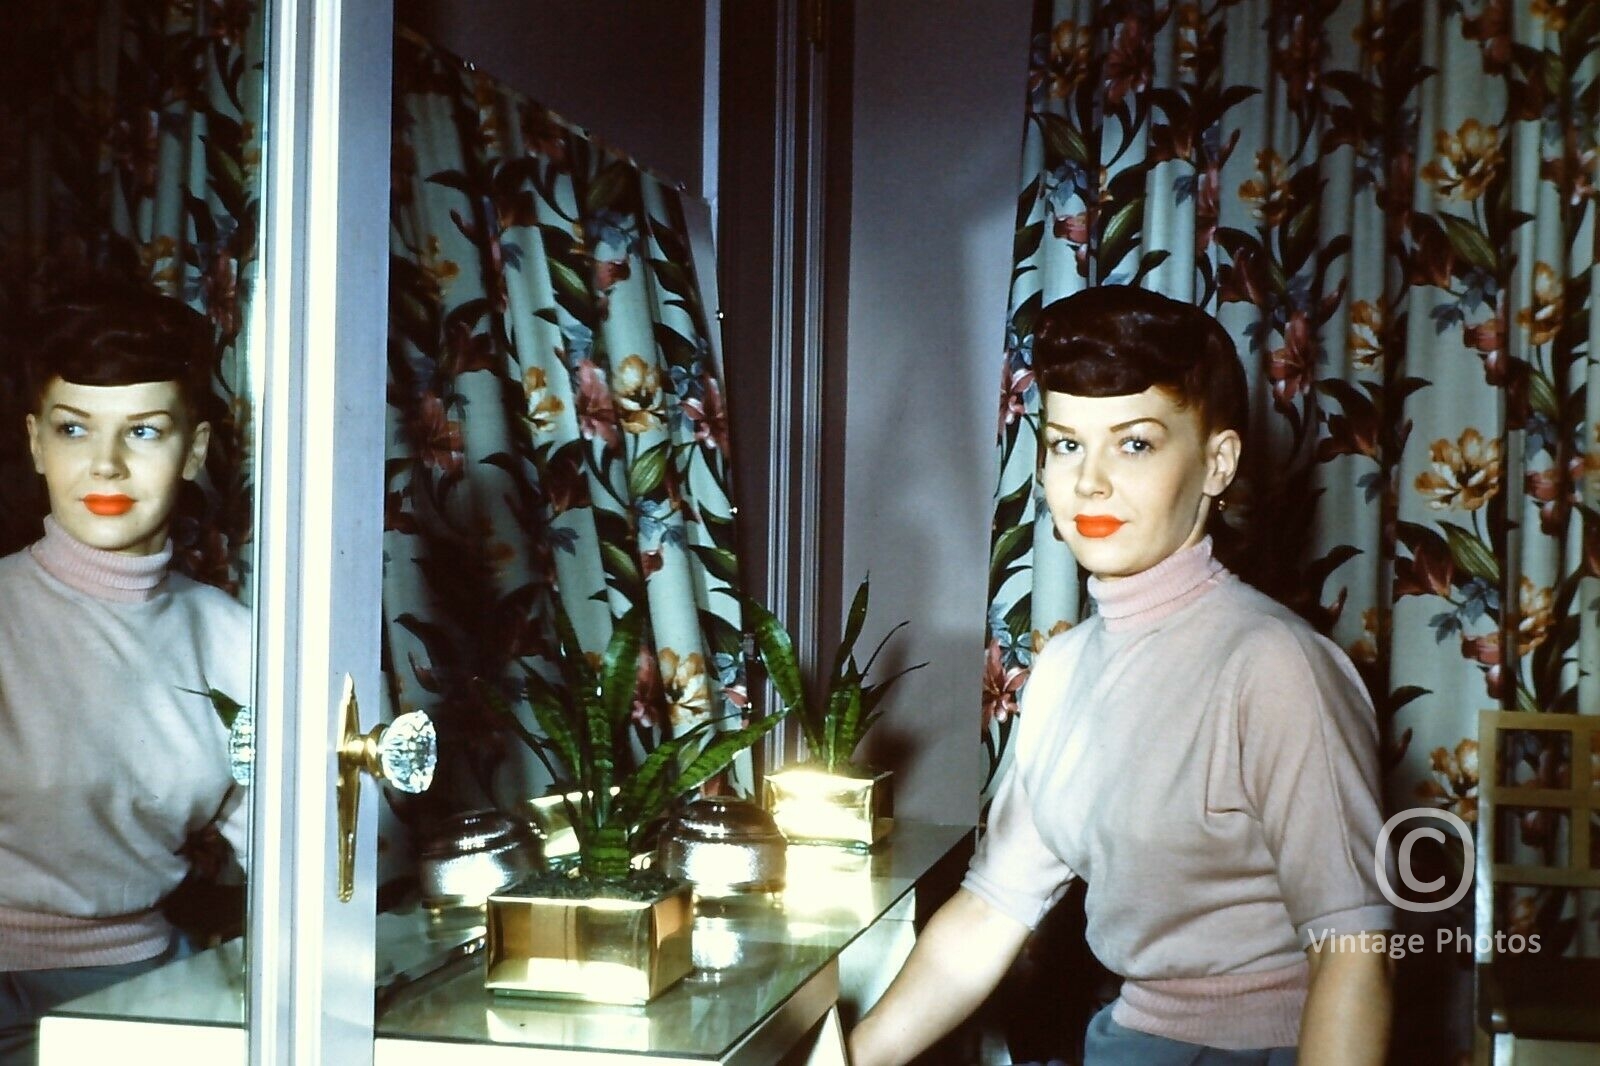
[0,904,172,971]
[1111,960,1307,1050]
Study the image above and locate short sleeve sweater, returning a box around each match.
[0,517,251,971]
[962,537,1393,1050]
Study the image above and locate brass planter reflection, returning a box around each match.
[484,880,692,1004]
[762,766,893,849]
[781,844,880,926]
[523,787,622,867]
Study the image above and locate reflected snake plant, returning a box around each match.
[745,577,926,775]
[484,604,783,885]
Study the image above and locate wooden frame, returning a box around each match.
[1474,711,1600,1054]
[1477,710,1600,892]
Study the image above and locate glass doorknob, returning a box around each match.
[336,675,437,901]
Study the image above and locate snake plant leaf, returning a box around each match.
[519,665,581,781]
[584,697,616,823]
[600,605,645,728]
[672,712,785,798]
[477,676,535,740]
[612,722,712,826]
[552,602,596,695]
[477,678,572,790]
[859,619,911,678]
[830,576,871,682]
[580,820,633,883]
[822,666,856,769]
[182,686,245,731]
[743,598,812,733]
[855,709,887,746]
[859,660,928,716]
[838,669,864,768]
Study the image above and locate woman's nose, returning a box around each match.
[1074,448,1109,497]
[91,438,128,478]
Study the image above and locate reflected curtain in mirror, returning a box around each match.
[0,0,262,593]
[983,0,1599,1014]
[385,29,749,825]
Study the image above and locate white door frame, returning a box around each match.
[249,0,393,1061]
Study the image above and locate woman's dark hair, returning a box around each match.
[18,283,218,424]
[1033,285,1253,559]
[1032,285,1247,441]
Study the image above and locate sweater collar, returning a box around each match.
[30,515,172,603]
[1087,536,1226,632]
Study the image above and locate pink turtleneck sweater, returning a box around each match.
[0,517,250,970]
[963,537,1392,1050]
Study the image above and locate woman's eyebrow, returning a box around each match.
[1044,417,1166,434]
[48,404,176,420]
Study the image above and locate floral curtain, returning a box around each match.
[384,29,748,823]
[0,0,262,595]
[985,0,1598,1055]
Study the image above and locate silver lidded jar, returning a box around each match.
[658,797,786,897]
[417,809,539,911]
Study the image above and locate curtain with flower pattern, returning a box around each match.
[0,0,262,595]
[985,0,1598,1055]
[384,29,748,821]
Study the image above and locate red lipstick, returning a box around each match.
[83,494,134,516]
[1073,515,1124,538]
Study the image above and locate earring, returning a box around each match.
[1215,497,1228,513]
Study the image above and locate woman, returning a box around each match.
[0,286,249,1065]
[851,287,1393,1064]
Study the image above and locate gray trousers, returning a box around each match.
[0,940,178,1066]
[1081,1007,1298,1065]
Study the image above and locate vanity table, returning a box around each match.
[40,820,972,1065]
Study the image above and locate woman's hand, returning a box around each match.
[1298,933,1394,1065]
[847,888,1031,1066]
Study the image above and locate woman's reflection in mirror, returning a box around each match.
[0,284,250,1066]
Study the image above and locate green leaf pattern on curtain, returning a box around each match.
[987,0,1599,964]
[385,30,748,816]
[0,0,263,595]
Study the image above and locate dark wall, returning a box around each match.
[715,0,782,615]
[841,0,1032,823]
[394,0,706,193]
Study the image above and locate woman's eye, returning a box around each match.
[54,422,86,439]
[129,424,163,442]
[1048,437,1079,456]
[1121,437,1153,454]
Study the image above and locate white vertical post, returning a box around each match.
[249,0,392,1061]
[765,0,830,762]
[701,0,722,235]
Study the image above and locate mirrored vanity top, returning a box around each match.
[48,820,972,1059]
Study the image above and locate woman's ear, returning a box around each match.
[1203,428,1241,498]
[182,420,212,481]
[25,413,43,475]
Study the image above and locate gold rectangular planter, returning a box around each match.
[484,881,693,1005]
[762,767,893,849]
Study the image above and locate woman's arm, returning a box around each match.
[848,887,1032,1066]
[1298,937,1393,1065]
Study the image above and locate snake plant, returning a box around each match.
[485,604,782,885]
[745,576,925,775]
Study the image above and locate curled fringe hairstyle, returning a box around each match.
[18,283,217,425]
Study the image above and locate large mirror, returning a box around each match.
[0,0,266,1057]
[373,10,747,910]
